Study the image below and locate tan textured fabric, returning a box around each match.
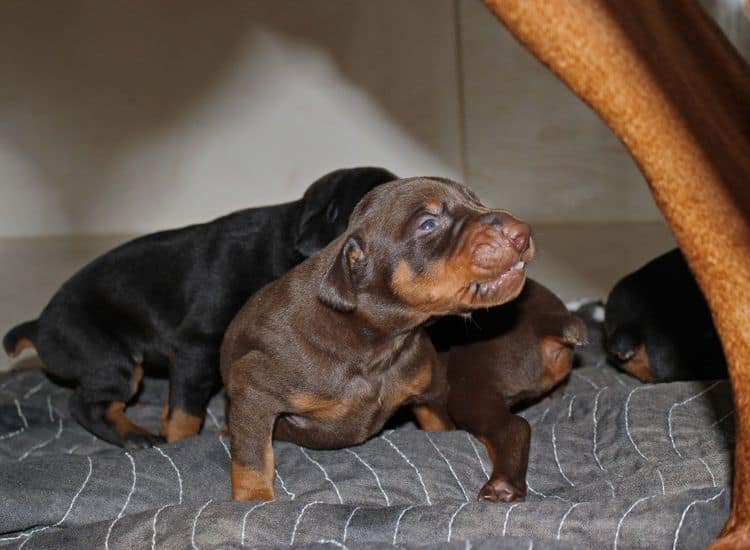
[483,1,750,545]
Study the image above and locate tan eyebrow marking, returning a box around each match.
[423,199,444,215]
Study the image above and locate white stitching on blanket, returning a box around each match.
[18,416,63,461]
[300,447,343,504]
[0,399,30,440]
[206,407,221,429]
[47,394,55,422]
[668,381,722,458]
[613,495,654,550]
[568,396,576,419]
[502,503,520,536]
[155,446,183,505]
[104,452,137,550]
[218,436,231,459]
[151,504,170,550]
[699,458,717,487]
[342,506,361,542]
[467,433,489,479]
[318,539,349,549]
[290,501,323,545]
[612,373,627,388]
[536,407,551,425]
[447,501,468,542]
[191,498,213,550]
[624,387,649,460]
[15,399,29,428]
[67,435,97,455]
[572,371,599,390]
[392,505,414,545]
[657,469,666,495]
[672,489,725,550]
[710,409,735,428]
[425,433,469,501]
[556,502,582,540]
[552,423,575,486]
[0,427,23,440]
[592,387,608,472]
[23,380,46,399]
[240,500,269,546]
[381,434,432,505]
[276,467,296,500]
[526,481,571,503]
[15,455,94,549]
[345,449,389,505]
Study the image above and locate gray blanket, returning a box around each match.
[0,311,733,549]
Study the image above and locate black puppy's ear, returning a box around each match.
[295,199,333,258]
[318,236,366,312]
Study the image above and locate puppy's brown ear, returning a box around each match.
[318,236,366,312]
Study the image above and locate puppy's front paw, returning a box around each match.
[478,477,526,503]
[123,432,165,450]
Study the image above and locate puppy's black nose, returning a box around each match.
[481,213,531,253]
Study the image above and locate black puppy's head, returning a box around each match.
[294,167,397,257]
[318,177,535,318]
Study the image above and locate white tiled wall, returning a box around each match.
[0,0,745,236]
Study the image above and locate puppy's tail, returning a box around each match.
[3,320,38,358]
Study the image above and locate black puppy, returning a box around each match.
[605,248,727,382]
[3,167,396,448]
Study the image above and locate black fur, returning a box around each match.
[604,248,727,381]
[3,167,396,447]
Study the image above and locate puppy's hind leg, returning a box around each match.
[69,362,163,449]
[162,345,220,442]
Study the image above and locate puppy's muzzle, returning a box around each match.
[471,213,534,273]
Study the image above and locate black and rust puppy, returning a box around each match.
[2,167,396,448]
[221,177,534,501]
[604,248,726,382]
[428,278,586,501]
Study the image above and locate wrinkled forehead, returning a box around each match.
[350,177,483,223]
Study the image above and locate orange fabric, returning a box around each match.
[483,1,750,545]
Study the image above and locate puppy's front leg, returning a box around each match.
[413,358,455,432]
[227,382,280,502]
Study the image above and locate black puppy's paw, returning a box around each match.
[478,478,526,503]
[123,431,166,450]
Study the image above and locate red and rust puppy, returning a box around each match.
[220,177,534,501]
[428,278,587,501]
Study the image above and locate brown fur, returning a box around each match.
[392,219,533,315]
[230,443,275,501]
[163,409,203,443]
[105,401,157,441]
[482,0,750,543]
[620,344,653,382]
[429,278,584,500]
[221,177,533,501]
[413,404,454,432]
[288,394,355,421]
[540,336,576,392]
[11,338,34,357]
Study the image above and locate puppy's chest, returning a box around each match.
[292,358,433,422]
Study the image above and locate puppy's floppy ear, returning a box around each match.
[318,235,366,312]
[294,196,335,258]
